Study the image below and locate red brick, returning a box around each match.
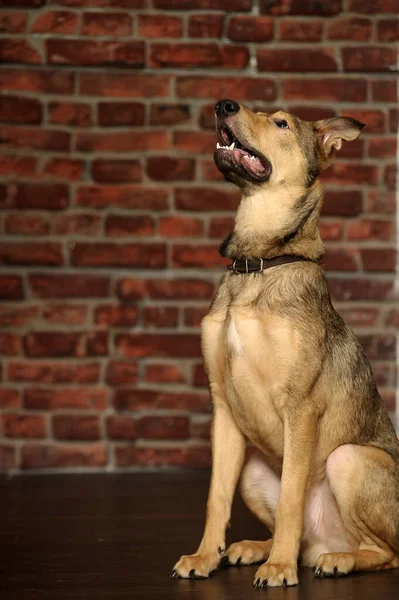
[115,445,211,468]
[371,79,397,102]
[53,415,100,441]
[0,276,24,300]
[199,103,219,129]
[147,157,195,181]
[92,160,141,183]
[106,361,138,385]
[0,11,27,33]
[348,0,398,13]
[290,106,336,121]
[327,17,372,40]
[47,39,145,67]
[159,216,204,237]
[105,215,153,236]
[118,278,214,300]
[150,43,249,69]
[21,444,107,470]
[359,335,396,361]
[279,19,322,42]
[116,333,201,358]
[184,306,208,327]
[321,163,378,185]
[11,183,69,210]
[0,389,20,408]
[342,47,396,72]
[377,19,398,41]
[0,445,16,472]
[319,221,343,241]
[137,416,189,440]
[43,158,84,180]
[368,137,396,159]
[386,310,399,328]
[80,73,171,97]
[0,68,74,95]
[0,334,19,359]
[175,187,239,211]
[341,109,385,133]
[24,388,106,411]
[200,159,228,183]
[24,332,83,358]
[150,103,191,125]
[5,214,49,236]
[283,78,367,102]
[48,102,92,127]
[262,0,342,15]
[172,245,227,268]
[3,414,46,439]
[228,15,273,41]
[106,416,137,441]
[0,39,41,64]
[0,95,42,124]
[173,131,214,154]
[337,308,379,328]
[71,242,166,268]
[98,102,145,126]
[113,389,210,413]
[8,361,100,384]
[0,305,39,328]
[389,108,398,133]
[29,274,110,298]
[0,155,37,177]
[0,126,70,152]
[384,164,396,189]
[323,249,358,272]
[153,0,251,9]
[87,331,108,356]
[360,249,396,272]
[95,305,138,327]
[193,364,208,387]
[75,185,168,211]
[191,417,211,440]
[138,14,182,37]
[0,242,63,267]
[51,0,145,5]
[76,131,167,153]
[177,76,276,101]
[258,48,337,72]
[144,306,179,328]
[81,12,132,36]
[143,363,186,384]
[51,214,101,236]
[43,304,87,325]
[328,279,393,302]
[31,10,78,33]
[347,219,393,241]
[188,14,223,38]
[366,191,395,214]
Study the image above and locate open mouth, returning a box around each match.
[214,125,271,183]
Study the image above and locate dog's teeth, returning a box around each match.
[216,142,221,149]
[229,142,235,150]
[250,155,256,160]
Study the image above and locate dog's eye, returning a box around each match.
[275,119,289,129]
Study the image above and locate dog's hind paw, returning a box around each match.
[171,552,220,579]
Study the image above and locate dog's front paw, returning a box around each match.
[254,561,298,588]
[171,552,220,579]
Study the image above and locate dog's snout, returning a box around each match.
[215,99,240,118]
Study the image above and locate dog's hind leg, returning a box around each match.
[224,453,279,566]
[313,444,399,578]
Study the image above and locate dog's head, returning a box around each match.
[214,99,365,191]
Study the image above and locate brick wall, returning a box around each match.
[0,0,397,473]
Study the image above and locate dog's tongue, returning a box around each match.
[232,148,265,174]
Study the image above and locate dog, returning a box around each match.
[171,100,399,588]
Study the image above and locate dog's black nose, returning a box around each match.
[215,99,240,118]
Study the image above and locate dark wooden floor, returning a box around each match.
[1,471,398,599]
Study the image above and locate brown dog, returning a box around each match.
[171,100,399,588]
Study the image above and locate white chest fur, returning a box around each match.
[226,316,244,355]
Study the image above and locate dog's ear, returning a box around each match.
[313,117,365,168]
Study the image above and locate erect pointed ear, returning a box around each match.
[314,117,365,167]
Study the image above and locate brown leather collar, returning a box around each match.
[227,255,319,274]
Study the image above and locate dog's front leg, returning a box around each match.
[254,406,318,588]
[172,395,246,579]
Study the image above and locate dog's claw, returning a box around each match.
[314,567,323,578]
[254,577,261,588]
[333,566,338,577]
[220,555,229,567]
[283,578,287,587]
[170,570,178,579]
[189,569,195,578]
[236,557,242,566]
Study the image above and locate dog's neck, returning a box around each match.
[220,180,325,261]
